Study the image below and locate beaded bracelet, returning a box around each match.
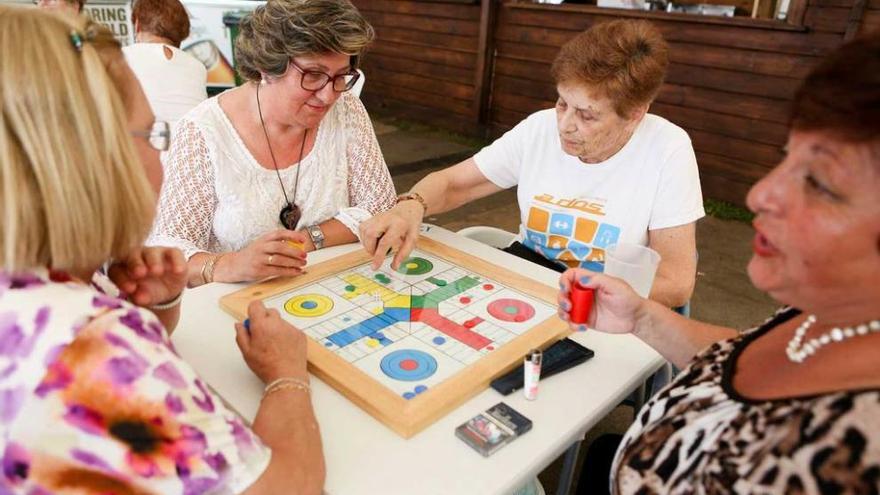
[263,377,310,399]
[149,291,183,311]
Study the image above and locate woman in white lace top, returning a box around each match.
[148,0,396,286]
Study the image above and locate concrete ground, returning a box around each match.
[374,118,778,494]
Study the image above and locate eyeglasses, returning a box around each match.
[131,121,171,152]
[288,60,360,93]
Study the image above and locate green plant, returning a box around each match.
[704,198,754,223]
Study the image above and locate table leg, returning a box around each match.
[555,439,583,495]
[632,381,647,413]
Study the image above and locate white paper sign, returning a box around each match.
[84,2,133,46]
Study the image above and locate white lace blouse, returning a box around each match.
[147,92,396,259]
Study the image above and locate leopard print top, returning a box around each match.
[613,308,880,494]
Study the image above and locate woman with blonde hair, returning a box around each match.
[0,7,324,494]
[361,20,703,310]
[148,0,396,286]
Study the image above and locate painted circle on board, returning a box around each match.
[487,298,536,323]
[394,257,433,276]
[284,294,334,318]
[380,349,438,382]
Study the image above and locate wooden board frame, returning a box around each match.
[220,236,569,438]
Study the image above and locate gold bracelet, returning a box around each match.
[263,377,310,399]
[199,255,212,285]
[204,253,226,284]
[264,382,311,399]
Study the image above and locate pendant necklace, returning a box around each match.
[256,82,307,230]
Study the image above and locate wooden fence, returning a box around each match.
[354,0,877,204]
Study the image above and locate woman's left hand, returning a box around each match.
[108,247,188,307]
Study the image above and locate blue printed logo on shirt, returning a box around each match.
[548,213,575,237]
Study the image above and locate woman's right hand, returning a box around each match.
[558,269,646,334]
[234,300,307,383]
[218,229,309,282]
[359,201,425,270]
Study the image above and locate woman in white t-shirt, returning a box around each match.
[123,0,207,124]
[361,20,704,309]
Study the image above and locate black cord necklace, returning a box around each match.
[256,82,307,230]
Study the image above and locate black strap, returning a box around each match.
[502,241,567,273]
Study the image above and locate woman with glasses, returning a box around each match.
[148,0,396,286]
[1,7,324,494]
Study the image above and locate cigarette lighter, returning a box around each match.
[523,349,542,400]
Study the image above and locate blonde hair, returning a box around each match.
[0,7,155,274]
[235,0,375,82]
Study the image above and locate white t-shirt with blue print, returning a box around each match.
[474,109,705,271]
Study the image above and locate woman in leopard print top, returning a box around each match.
[558,36,880,494]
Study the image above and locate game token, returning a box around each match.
[569,283,594,324]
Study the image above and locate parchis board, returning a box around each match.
[220,236,569,438]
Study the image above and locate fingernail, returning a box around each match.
[559,281,565,289]
[243,318,251,334]
[578,324,587,332]
[579,276,591,286]
[560,300,571,311]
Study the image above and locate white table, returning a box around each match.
[172,225,663,495]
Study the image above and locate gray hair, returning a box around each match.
[235,0,374,82]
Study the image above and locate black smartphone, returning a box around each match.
[490,338,595,395]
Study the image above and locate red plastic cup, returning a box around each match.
[569,283,594,324]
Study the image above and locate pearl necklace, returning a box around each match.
[786,314,880,363]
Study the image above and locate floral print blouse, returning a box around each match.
[0,269,270,494]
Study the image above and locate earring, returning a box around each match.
[260,78,267,86]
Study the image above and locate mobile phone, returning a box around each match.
[489,338,594,395]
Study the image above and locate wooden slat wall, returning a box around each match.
[861,0,880,34]
[489,2,853,205]
[354,0,484,134]
[352,0,869,205]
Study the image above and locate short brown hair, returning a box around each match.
[132,0,190,47]
[552,20,668,118]
[791,35,880,145]
[235,0,374,82]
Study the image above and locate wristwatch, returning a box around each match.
[396,191,428,213]
[306,224,325,250]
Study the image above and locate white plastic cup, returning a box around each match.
[604,243,661,298]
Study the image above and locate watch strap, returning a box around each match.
[306,224,325,250]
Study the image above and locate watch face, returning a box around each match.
[309,225,324,240]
